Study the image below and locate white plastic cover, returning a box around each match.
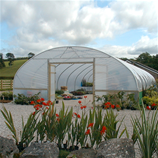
[13,46,155,100]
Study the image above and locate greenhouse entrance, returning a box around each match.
[48,60,94,101]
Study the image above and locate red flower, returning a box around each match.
[37,99,41,103]
[151,103,157,107]
[77,114,81,118]
[83,105,87,108]
[42,102,47,106]
[41,98,45,101]
[34,104,39,108]
[84,96,87,98]
[88,123,94,128]
[105,105,110,109]
[146,106,151,110]
[32,111,35,115]
[111,104,115,109]
[74,112,77,115]
[78,100,82,104]
[36,107,39,110]
[56,114,59,117]
[47,100,52,105]
[80,106,84,109]
[46,107,49,109]
[85,129,90,135]
[116,104,120,108]
[100,126,107,135]
[105,102,111,105]
[30,101,35,104]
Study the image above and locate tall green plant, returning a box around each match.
[103,109,126,140]
[1,106,38,150]
[131,103,158,158]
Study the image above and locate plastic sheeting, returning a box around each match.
[13,46,155,100]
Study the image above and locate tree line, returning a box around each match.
[0,52,158,70]
[0,52,35,68]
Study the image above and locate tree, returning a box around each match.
[136,52,152,64]
[28,52,35,59]
[0,53,5,69]
[6,53,15,66]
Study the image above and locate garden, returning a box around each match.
[0,80,158,157]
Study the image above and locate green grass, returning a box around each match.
[0,59,28,78]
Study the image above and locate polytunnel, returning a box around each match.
[13,46,155,101]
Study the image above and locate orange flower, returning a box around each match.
[85,129,90,135]
[77,114,81,118]
[146,106,151,110]
[84,96,87,98]
[78,100,82,104]
[88,123,94,128]
[56,114,59,117]
[32,111,35,115]
[30,101,35,104]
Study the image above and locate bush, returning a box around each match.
[14,92,40,105]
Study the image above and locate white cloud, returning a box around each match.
[0,0,157,58]
[100,36,157,58]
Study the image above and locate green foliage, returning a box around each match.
[55,90,64,95]
[104,109,126,140]
[59,150,70,158]
[136,52,158,71]
[131,103,158,158]
[1,91,13,100]
[14,92,40,105]
[0,106,37,149]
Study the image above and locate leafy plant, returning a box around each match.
[131,103,158,158]
[0,106,38,151]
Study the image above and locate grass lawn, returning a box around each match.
[0,59,28,78]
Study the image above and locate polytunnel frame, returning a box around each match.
[48,59,95,101]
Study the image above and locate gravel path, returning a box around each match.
[0,95,157,157]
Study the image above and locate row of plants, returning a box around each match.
[95,90,158,110]
[13,92,40,105]
[95,91,138,110]
[1,96,158,158]
[0,91,13,100]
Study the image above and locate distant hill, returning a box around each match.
[0,59,28,78]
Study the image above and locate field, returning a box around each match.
[0,59,28,78]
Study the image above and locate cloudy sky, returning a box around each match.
[0,0,158,59]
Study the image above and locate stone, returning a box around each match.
[96,138,135,158]
[20,141,59,158]
[66,148,97,158]
[0,136,19,158]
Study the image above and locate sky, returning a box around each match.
[0,0,158,59]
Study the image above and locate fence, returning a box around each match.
[0,80,13,89]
